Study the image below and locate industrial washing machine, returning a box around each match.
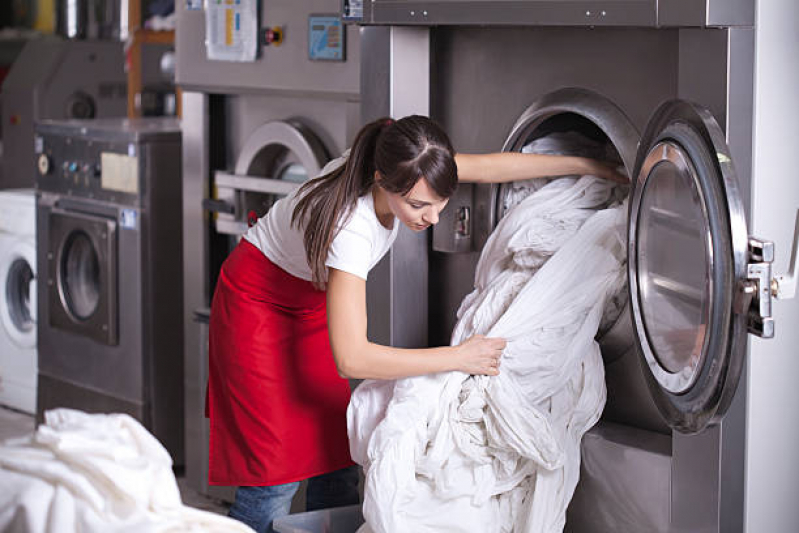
[34,118,184,465]
[176,0,363,499]
[2,36,171,189]
[0,189,37,414]
[353,1,799,531]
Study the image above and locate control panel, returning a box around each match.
[34,133,142,205]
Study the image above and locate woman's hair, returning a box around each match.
[292,115,457,288]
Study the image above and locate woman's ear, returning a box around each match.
[374,170,382,184]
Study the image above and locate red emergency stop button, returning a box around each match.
[248,210,259,227]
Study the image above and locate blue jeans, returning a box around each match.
[228,465,360,533]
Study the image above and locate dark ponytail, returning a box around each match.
[292,115,457,288]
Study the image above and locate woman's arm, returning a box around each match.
[326,268,504,380]
[455,152,626,184]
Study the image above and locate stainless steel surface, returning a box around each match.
[365,27,431,349]
[428,26,676,345]
[1,38,169,189]
[361,27,393,347]
[361,0,658,27]
[176,0,361,97]
[389,27,429,118]
[659,0,754,28]
[358,0,753,27]
[36,118,184,465]
[565,422,671,533]
[215,173,302,195]
[181,92,219,498]
[56,0,125,40]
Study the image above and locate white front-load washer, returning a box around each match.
[0,190,37,414]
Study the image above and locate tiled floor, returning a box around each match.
[0,405,229,516]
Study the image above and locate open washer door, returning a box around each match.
[628,100,777,434]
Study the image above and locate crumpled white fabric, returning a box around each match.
[0,408,253,533]
[348,134,628,533]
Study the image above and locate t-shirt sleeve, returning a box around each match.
[325,214,374,280]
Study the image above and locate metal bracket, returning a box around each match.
[742,237,775,338]
[455,206,471,238]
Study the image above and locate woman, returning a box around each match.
[207,115,624,533]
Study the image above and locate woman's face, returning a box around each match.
[383,177,450,232]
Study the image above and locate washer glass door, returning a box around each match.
[629,100,750,434]
[48,208,118,346]
[60,231,101,321]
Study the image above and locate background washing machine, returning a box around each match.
[0,189,37,414]
[35,118,185,465]
[1,36,171,190]
[176,0,363,500]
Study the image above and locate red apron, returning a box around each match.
[207,240,354,486]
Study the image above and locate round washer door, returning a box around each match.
[48,209,118,346]
[628,100,750,434]
[213,120,330,235]
[0,240,37,349]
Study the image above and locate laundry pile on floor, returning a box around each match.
[348,133,628,532]
[0,408,252,533]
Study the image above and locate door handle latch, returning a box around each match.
[738,209,799,338]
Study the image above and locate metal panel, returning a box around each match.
[658,0,706,27]
[706,0,754,27]
[428,25,678,345]
[362,27,393,346]
[388,27,430,349]
[181,91,213,495]
[175,0,360,98]
[360,0,753,27]
[362,0,656,27]
[566,422,671,533]
[389,27,430,118]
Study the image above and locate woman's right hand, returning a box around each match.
[454,334,507,376]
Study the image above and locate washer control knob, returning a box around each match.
[37,153,51,175]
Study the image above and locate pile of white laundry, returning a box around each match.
[348,133,628,532]
[0,408,253,533]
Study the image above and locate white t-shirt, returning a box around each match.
[243,154,400,282]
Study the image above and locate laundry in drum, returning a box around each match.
[349,132,629,533]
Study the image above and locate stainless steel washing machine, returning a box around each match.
[355,1,799,531]
[176,0,363,499]
[35,118,185,465]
